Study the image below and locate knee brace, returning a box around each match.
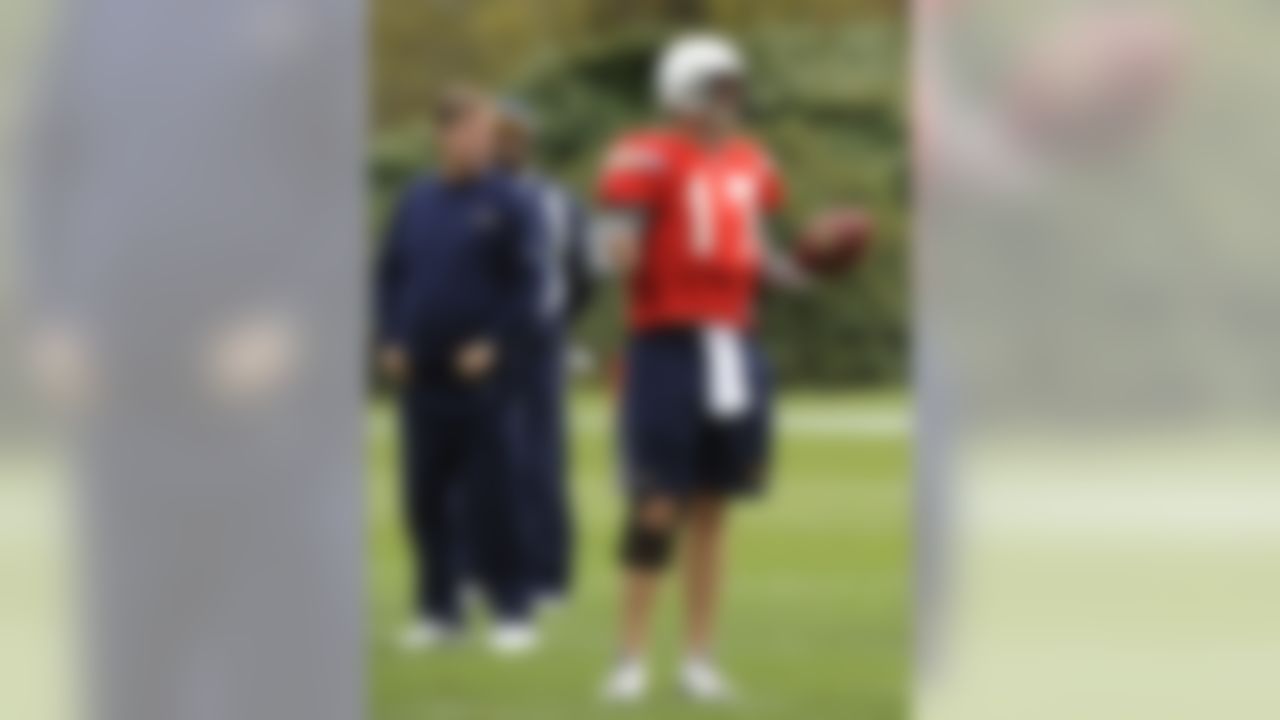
[620,518,677,571]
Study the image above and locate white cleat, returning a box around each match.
[488,620,540,657]
[680,658,735,703]
[397,618,461,652]
[601,659,649,703]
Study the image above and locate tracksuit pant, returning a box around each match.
[517,328,574,598]
[399,384,530,624]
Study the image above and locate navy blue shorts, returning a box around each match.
[622,329,773,499]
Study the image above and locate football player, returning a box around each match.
[596,34,807,702]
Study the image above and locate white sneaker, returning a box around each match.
[397,618,461,652]
[488,620,540,657]
[601,658,648,703]
[680,657,735,703]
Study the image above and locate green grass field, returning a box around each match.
[368,390,910,720]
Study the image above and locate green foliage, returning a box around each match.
[370,16,907,388]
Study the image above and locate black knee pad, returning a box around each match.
[620,519,676,571]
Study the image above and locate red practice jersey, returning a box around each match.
[597,128,784,330]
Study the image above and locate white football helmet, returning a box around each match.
[655,33,747,115]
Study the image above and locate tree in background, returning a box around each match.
[371,1,907,387]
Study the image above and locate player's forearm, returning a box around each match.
[761,220,812,291]
[596,210,645,276]
[762,246,810,291]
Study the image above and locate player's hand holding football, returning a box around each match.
[793,206,875,280]
[455,338,497,382]
[378,345,412,387]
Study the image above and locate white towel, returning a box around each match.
[702,326,752,420]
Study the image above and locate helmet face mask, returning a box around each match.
[697,73,746,131]
[656,34,748,132]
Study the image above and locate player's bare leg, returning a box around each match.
[684,492,727,656]
[680,492,735,701]
[602,493,682,702]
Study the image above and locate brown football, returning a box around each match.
[793,207,874,277]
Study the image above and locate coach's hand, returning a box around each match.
[455,338,497,382]
[378,345,412,387]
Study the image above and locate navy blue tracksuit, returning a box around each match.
[512,173,593,600]
[376,171,542,623]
